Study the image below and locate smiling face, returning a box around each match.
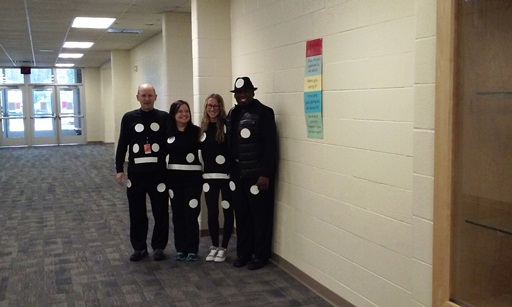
[233,90,254,106]
[175,103,190,128]
[136,84,157,112]
[206,97,220,122]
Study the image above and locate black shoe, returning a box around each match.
[153,249,166,261]
[129,249,148,262]
[233,257,250,268]
[248,258,268,270]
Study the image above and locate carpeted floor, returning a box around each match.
[0,144,332,307]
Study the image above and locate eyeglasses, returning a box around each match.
[206,104,219,109]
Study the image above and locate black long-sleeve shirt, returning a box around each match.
[115,108,168,175]
[166,124,202,184]
[200,123,230,179]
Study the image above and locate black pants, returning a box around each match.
[204,179,234,248]
[126,172,169,251]
[169,180,202,254]
[232,177,275,261]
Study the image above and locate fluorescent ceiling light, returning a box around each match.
[56,64,75,67]
[58,53,83,59]
[63,42,94,49]
[72,17,115,29]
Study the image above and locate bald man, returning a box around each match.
[115,83,169,262]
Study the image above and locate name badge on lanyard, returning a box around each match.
[144,137,151,154]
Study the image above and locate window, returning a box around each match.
[2,68,24,84]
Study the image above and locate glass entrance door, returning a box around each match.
[58,86,85,144]
[0,86,27,147]
[30,85,85,145]
[31,86,58,145]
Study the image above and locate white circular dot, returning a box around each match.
[203,183,210,192]
[250,185,259,195]
[150,122,160,131]
[126,179,132,188]
[221,200,230,209]
[215,155,226,165]
[189,199,199,208]
[157,183,166,192]
[186,153,195,163]
[132,144,139,153]
[167,136,175,144]
[200,132,207,142]
[168,189,174,199]
[152,143,160,152]
[135,123,144,132]
[240,128,251,138]
[235,78,245,88]
[229,181,236,191]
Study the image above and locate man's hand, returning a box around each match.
[115,172,125,184]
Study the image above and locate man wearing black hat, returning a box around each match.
[226,76,278,270]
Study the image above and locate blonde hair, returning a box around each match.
[200,94,227,143]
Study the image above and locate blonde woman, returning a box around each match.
[199,94,234,263]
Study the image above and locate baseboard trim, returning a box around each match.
[271,252,355,307]
[87,141,114,144]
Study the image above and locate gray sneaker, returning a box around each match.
[205,246,218,262]
[214,248,227,262]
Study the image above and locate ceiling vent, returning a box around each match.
[107,28,143,34]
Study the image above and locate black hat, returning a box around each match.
[230,77,258,93]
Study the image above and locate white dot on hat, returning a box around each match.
[152,143,160,152]
[215,155,225,165]
[157,183,166,192]
[250,185,259,195]
[235,78,245,88]
[132,144,139,153]
[189,199,199,208]
[221,200,230,209]
[167,136,175,143]
[135,123,144,132]
[203,183,210,192]
[186,153,195,163]
[150,122,160,131]
[240,128,251,138]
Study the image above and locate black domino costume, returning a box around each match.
[226,98,278,264]
[200,122,234,249]
[166,124,202,255]
[115,108,169,252]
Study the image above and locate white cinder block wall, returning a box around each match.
[130,34,165,110]
[105,14,193,147]
[230,1,435,306]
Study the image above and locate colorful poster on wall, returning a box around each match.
[304,38,323,139]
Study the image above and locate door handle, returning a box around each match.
[30,115,56,119]
[58,114,84,119]
[0,116,26,120]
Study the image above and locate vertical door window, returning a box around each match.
[58,87,83,136]
[32,87,56,138]
[1,88,25,139]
